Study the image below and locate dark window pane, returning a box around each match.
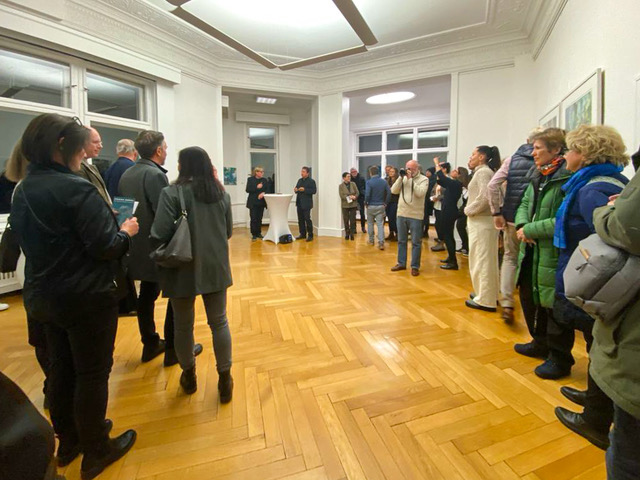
[358,134,382,153]
[249,127,276,149]
[386,154,413,171]
[251,152,276,190]
[358,155,381,179]
[87,72,143,121]
[417,152,448,173]
[418,129,448,148]
[387,131,413,150]
[0,49,71,107]
[0,110,37,173]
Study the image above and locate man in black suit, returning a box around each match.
[294,166,317,241]
[350,167,366,233]
[245,166,268,240]
[433,158,462,270]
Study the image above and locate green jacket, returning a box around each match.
[151,184,233,298]
[590,171,640,419]
[515,163,571,307]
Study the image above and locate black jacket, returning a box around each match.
[502,143,534,223]
[295,177,317,210]
[352,174,366,200]
[436,170,463,217]
[118,158,169,282]
[10,164,130,320]
[245,176,268,208]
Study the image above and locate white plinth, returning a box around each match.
[263,194,293,244]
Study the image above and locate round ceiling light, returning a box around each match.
[366,91,416,105]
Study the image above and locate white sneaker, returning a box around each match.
[0,303,8,311]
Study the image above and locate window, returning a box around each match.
[249,127,277,190]
[0,43,156,178]
[87,72,144,121]
[355,125,449,176]
[0,48,71,108]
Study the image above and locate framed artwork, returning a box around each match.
[561,68,603,130]
[634,73,640,151]
[539,104,561,129]
[223,167,237,185]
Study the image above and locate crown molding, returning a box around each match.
[528,0,569,59]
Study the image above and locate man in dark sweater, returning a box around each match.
[365,165,390,250]
[104,138,137,200]
[294,166,317,241]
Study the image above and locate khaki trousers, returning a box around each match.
[499,223,520,308]
[468,215,499,308]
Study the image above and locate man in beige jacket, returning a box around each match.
[390,160,429,276]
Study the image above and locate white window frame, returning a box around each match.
[247,124,278,188]
[354,124,450,175]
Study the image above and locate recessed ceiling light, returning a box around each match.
[366,92,416,105]
[256,96,277,104]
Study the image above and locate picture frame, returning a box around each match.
[560,68,603,130]
[539,104,561,129]
[223,167,237,185]
[634,73,640,151]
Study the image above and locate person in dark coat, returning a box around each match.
[349,167,366,233]
[294,166,317,241]
[245,166,268,240]
[119,130,189,365]
[151,147,233,401]
[103,138,137,200]
[0,371,56,480]
[10,113,139,479]
[433,159,463,270]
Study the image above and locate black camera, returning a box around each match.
[399,169,407,177]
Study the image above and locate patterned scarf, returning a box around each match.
[538,156,564,176]
[553,162,623,249]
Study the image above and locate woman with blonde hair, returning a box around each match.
[546,125,629,449]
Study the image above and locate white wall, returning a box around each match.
[532,0,640,177]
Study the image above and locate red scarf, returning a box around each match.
[538,156,564,176]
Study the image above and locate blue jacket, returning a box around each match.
[555,173,628,294]
[365,175,390,206]
[104,157,135,199]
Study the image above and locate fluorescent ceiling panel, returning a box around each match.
[181,0,362,60]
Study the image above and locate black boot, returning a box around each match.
[180,366,197,394]
[80,430,137,480]
[218,370,233,404]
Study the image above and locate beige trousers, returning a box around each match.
[499,223,520,308]
[468,215,500,308]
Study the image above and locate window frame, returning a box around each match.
[247,124,279,191]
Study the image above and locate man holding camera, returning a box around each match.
[390,159,429,276]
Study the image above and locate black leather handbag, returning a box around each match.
[0,224,20,273]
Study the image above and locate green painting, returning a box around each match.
[565,91,592,130]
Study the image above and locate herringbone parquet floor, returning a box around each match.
[0,227,605,480]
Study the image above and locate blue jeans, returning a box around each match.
[367,204,386,246]
[397,216,423,269]
[606,404,640,480]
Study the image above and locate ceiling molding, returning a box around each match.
[528,0,568,59]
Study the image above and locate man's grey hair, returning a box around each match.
[116,138,136,155]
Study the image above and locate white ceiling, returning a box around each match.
[139,0,542,72]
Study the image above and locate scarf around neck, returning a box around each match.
[553,162,623,249]
[538,156,564,176]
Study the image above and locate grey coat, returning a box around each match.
[151,184,233,298]
[118,158,169,282]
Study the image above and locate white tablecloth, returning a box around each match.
[263,194,293,244]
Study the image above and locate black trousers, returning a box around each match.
[583,367,614,432]
[118,272,138,314]
[440,210,457,265]
[386,202,398,233]
[357,197,366,231]
[44,298,118,450]
[249,205,265,237]
[548,295,595,369]
[433,209,444,241]
[519,252,549,346]
[27,314,50,398]
[138,281,174,348]
[342,207,357,236]
[456,213,468,250]
[297,207,313,238]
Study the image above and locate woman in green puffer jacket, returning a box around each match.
[513,128,572,363]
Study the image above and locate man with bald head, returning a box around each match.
[76,127,111,205]
[390,159,428,276]
[104,138,137,200]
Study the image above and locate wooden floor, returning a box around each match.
[0,227,605,480]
